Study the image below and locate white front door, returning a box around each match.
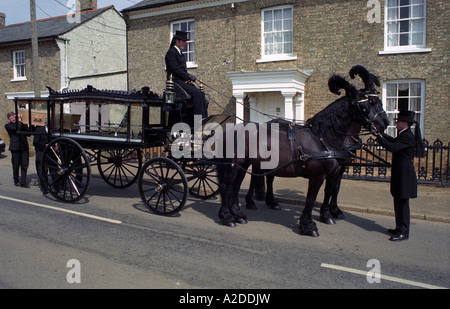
[250,92,285,123]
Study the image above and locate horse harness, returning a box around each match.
[286,123,356,175]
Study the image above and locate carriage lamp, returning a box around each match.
[164,75,176,105]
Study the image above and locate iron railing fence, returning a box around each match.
[343,137,449,186]
[139,137,449,186]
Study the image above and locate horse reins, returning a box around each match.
[195,81,389,177]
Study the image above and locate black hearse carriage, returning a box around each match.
[13,82,224,215]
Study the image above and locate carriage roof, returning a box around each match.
[45,85,163,105]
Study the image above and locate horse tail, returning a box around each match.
[349,65,380,90]
[328,74,357,99]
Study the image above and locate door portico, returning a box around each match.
[226,68,312,123]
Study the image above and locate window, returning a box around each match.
[383,80,425,136]
[171,20,196,68]
[258,6,295,62]
[382,0,430,54]
[13,50,26,81]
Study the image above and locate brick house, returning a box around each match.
[0,1,127,143]
[123,0,449,142]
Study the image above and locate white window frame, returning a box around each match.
[257,5,297,63]
[170,19,197,69]
[12,50,27,81]
[382,79,425,137]
[380,0,431,55]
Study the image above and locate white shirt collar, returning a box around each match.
[398,128,408,135]
[174,45,182,54]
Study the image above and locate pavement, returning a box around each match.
[240,171,450,224]
[0,151,448,224]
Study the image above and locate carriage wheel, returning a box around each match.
[138,157,188,215]
[184,161,219,199]
[42,137,91,203]
[97,148,142,188]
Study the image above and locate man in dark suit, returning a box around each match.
[376,110,425,241]
[165,30,208,120]
[5,112,30,188]
[33,118,49,194]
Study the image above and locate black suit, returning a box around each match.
[377,128,417,235]
[165,46,208,119]
[5,121,29,186]
[33,126,49,191]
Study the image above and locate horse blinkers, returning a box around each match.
[354,92,387,133]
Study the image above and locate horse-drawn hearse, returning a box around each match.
[14,78,226,215]
[13,65,389,237]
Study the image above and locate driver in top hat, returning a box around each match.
[165,30,208,120]
[375,110,425,241]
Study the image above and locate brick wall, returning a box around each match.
[125,0,449,141]
[0,41,60,143]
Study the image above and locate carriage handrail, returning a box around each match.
[46,85,163,104]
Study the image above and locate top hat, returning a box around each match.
[172,31,188,41]
[395,110,416,124]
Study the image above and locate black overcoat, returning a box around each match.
[165,46,190,82]
[5,121,29,152]
[378,129,417,199]
[33,126,49,153]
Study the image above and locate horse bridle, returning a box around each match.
[356,92,386,133]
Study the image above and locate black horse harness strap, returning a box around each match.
[287,124,354,173]
[287,123,300,174]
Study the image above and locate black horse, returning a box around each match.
[245,66,376,222]
[216,65,389,237]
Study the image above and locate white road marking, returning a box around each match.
[321,263,447,289]
[0,195,122,224]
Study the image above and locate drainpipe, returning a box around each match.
[58,38,70,92]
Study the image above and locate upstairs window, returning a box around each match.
[383,0,429,54]
[259,6,295,62]
[171,20,196,68]
[13,50,26,81]
[383,80,425,137]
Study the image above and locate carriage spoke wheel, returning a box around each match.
[184,161,219,199]
[42,137,91,203]
[138,157,188,215]
[97,148,142,188]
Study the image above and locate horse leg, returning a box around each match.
[218,163,239,227]
[319,178,336,225]
[265,175,281,210]
[231,164,249,224]
[299,177,323,237]
[329,171,346,219]
[245,174,258,210]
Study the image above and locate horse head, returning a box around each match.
[348,65,389,133]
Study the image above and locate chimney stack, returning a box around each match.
[0,12,5,27]
[76,0,97,12]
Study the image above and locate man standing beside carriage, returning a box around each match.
[5,112,30,188]
[33,118,49,194]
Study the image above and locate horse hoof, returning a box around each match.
[310,230,320,237]
[223,221,236,227]
[236,218,247,224]
[334,213,346,219]
[246,203,257,210]
[320,217,336,225]
[299,229,320,237]
[269,204,281,210]
[331,210,346,219]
